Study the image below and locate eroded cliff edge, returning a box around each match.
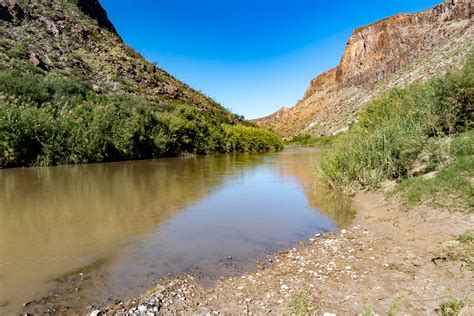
[256,0,473,137]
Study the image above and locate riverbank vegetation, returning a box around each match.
[0,68,283,168]
[285,134,339,147]
[318,50,473,201]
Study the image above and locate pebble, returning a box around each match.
[323,313,336,316]
[138,305,147,312]
[341,229,347,234]
[281,284,289,291]
[90,310,101,316]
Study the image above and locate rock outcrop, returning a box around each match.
[256,0,473,137]
[76,0,117,34]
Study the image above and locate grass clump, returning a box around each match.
[287,290,318,315]
[286,134,339,147]
[396,130,473,209]
[436,230,474,270]
[318,49,473,194]
[0,68,283,168]
[437,299,464,316]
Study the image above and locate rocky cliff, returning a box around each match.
[0,0,231,115]
[256,0,473,137]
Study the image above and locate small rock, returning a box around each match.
[341,229,347,234]
[138,305,147,312]
[90,310,101,316]
[227,256,232,260]
[281,284,289,291]
[323,313,336,316]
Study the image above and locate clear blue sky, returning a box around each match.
[101,0,441,119]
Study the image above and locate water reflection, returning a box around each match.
[0,148,354,313]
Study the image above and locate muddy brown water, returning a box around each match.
[0,147,354,314]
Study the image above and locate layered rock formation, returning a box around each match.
[257,0,473,137]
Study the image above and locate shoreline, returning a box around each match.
[103,190,473,315]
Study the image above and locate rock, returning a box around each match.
[280,284,289,291]
[29,53,48,70]
[76,0,117,34]
[323,313,336,316]
[137,305,147,312]
[341,229,347,234]
[0,4,14,22]
[153,83,179,98]
[29,53,41,67]
[90,310,101,316]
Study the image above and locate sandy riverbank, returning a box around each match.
[103,190,473,315]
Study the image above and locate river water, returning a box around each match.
[0,147,354,313]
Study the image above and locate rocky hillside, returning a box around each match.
[0,0,230,116]
[256,0,473,137]
[0,0,284,168]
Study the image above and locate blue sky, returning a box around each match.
[101,0,441,119]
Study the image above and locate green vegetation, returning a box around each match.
[396,130,473,209]
[437,230,474,270]
[287,290,318,315]
[0,68,283,168]
[437,299,464,316]
[318,50,473,194]
[388,292,409,316]
[361,305,372,316]
[286,134,339,147]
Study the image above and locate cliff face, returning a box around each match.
[0,0,230,115]
[76,0,117,34]
[257,0,473,137]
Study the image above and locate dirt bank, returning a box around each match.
[104,191,473,315]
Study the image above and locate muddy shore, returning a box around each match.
[97,191,472,315]
[21,190,473,315]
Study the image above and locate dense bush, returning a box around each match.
[0,69,283,168]
[318,50,473,193]
[286,134,339,147]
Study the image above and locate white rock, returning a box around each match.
[138,305,147,312]
[281,284,290,291]
[341,229,347,234]
[90,310,101,316]
[323,313,336,316]
[345,266,352,270]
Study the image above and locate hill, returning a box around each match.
[256,0,473,137]
[0,0,282,167]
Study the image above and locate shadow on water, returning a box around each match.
[0,148,354,314]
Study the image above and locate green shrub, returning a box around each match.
[286,134,339,147]
[0,68,283,168]
[318,50,473,193]
[395,130,474,209]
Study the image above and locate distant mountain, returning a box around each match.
[256,0,473,137]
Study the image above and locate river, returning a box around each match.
[0,147,354,314]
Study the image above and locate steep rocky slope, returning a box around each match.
[256,0,473,137]
[0,0,230,116]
